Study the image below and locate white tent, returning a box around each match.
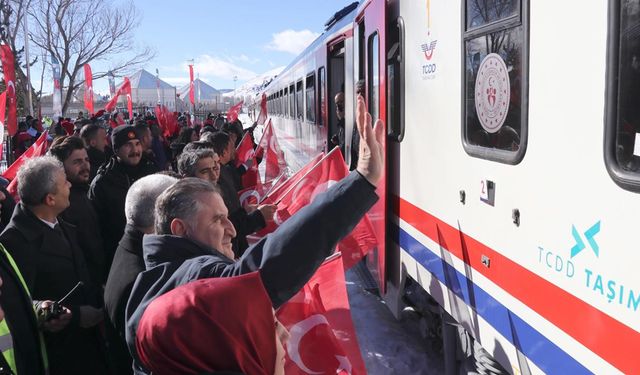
[116,69,177,110]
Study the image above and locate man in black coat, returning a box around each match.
[103,174,177,375]
[49,136,106,286]
[89,125,156,276]
[125,95,384,374]
[80,123,109,181]
[0,156,107,375]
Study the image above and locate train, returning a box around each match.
[259,1,639,374]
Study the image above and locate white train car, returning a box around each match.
[263,1,640,373]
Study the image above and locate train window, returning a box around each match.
[605,0,640,191]
[289,84,295,119]
[387,17,405,142]
[296,80,303,120]
[462,0,528,164]
[284,87,288,117]
[318,67,326,126]
[368,32,380,123]
[466,0,519,30]
[358,20,365,82]
[305,74,316,123]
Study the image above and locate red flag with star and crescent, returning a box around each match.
[227,100,243,123]
[4,132,49,199]
[257,119,286,182]
[104,77,132,119]
[0,45,17,135]
[83,64,94,114]
[257,148,377,269]
[276,254,366,375]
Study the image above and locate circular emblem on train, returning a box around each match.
[474,53,510,133]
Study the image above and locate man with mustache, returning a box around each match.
[89,125,155,278]
[49,136,106,286]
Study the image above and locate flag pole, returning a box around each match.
[23,13,33,116]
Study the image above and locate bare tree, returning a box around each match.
[29,0,154,114]
[0,0,39,115]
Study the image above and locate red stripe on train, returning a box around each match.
[393,195,639,374]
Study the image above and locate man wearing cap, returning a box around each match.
[89,125,155,276]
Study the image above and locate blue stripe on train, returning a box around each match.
[392,224,592,375]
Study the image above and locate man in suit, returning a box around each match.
[0,156,107,375]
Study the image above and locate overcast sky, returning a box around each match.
[30,0,356,95]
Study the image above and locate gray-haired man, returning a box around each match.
[0,156,108,374]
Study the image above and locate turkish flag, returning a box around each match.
[104,77,133,119]
[235,131,255,168]
[262,152,324,205]
[0,45,17,135]
[83,64,94,114]
[227,100,243,123]
[276,254,366,375]
[265,148,377,269]
[154,105,179,138]
[257,119,286,182]
[4,132,49,199]
[189,65,195,105]
[256,93,267,125]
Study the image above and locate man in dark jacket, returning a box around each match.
[0,156,107,375]
[103,173,177,375]
[125,95,384,374]
[89,125,156,276]
[49,136,106,286]
[80,123,108,180]
[210,131,275,257]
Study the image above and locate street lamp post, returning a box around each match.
[233,75,238,100]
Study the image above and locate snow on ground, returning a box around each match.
[346,269,445,374]
[223,66,285,103]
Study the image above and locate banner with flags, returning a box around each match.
[276,254,366,375]
[104,77,133,119]
[50,54,62,119]
[188,65,195,106]
[0,45,17,135]
[227,100,243,123]
[83,64,94,114]
[258,148,377,269]
[256,93,267,125]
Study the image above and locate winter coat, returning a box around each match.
[86,146,106,181]
[125,171,378,375]
[103,225,145,375]
[0,203,107,375]
[88,157,155,274]
[60,183,105,286]
[218,165,265,257]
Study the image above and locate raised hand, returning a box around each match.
[355,95,384,186]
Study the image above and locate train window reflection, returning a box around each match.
[306,74,316,123]
[466,0,518,30]
[296,80,303,121]
[604,0,640,191]
[463,0,527,164]
[289,84,294,119]
[368,32,379,123]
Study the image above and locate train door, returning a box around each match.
[354,0,388,292]
[327,37,347,154]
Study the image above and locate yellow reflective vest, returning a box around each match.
[0,244,48,374]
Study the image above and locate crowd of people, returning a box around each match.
[0,95,384,375]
